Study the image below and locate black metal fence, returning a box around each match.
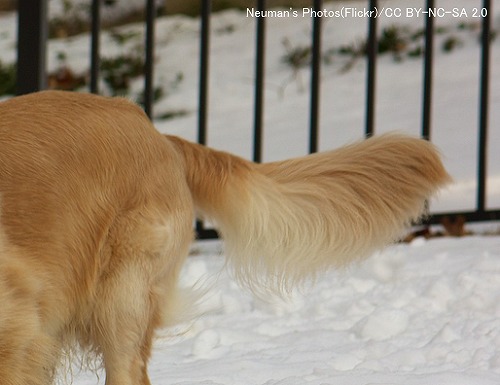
[15,0,498,238]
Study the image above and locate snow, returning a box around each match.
[71,237,500,385]
[1,1,500,384]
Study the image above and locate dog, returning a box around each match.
[0,90,450,385]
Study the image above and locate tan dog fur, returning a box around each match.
[0,91,450,384]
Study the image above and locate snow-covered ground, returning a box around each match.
[71,236,500,385]
[1,1,500,384]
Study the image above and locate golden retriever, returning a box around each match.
[0,91,450,384]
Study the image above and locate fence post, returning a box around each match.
[365,0,378,137]
[309,0,322,153]
[90,0,101,93]
[144,0,157,118]
[253,0,266,163]
[197,0,211,146]
[421,0,435,140]
[195,0,214,239]
[477,0,491,212]
[16,0,48,95]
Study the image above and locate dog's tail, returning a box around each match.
[167,134,450,293]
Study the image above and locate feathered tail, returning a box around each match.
[167,134,451,292]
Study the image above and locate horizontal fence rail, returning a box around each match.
[15,0,498,239]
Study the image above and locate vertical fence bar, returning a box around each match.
[16,0,48,95]
[421,0,436,218]
[421,0,434,140]
[90,0,101,93]
[198,0,211,146]
[309,0,322,153]
[253,0,266,163]
[196,0,212,238]
[144,0,156,118]
[477,0,491,212]
[365,0,378,137]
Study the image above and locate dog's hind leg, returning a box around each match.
[89,207,193,385]
[89,259,158,385]
[0,261,60,385]
[89,250,171,385]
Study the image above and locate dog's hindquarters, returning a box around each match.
[0,91,198,385]
[168,134,450,293]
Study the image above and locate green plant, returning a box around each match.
[138,86,165,106]
[407,46,423,58]
[49,1,90,38]
[333,40,366,73]
[109,29,141,45]
[378,25,408,60]
[281,38,311,70]
[156,109,190,121]
[0,60,16,96]
[100,54,145,95]
[442,36,463,53]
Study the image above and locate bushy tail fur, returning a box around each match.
[168,134,450,292]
